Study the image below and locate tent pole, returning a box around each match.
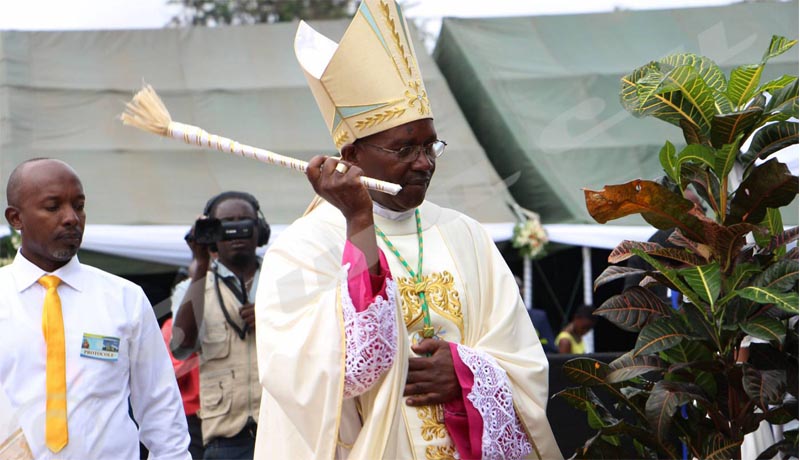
[582,246,595,352]
[582,246,593,306]
[523,255,533,310]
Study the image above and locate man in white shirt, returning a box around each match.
[0,158,190,459]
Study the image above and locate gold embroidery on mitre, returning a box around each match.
[379,0,413,78]
[295,0,434,150]
[333,129,351,149]
[426,445,457,460]
[406,80,430,115]
[354,107,407,131]
[397,271,463,337]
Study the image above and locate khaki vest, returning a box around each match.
[197,273,260,444]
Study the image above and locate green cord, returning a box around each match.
[375,209,434,338]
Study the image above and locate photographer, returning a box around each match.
[170,191,269,460]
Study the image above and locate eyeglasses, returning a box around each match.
[359,139,447,163]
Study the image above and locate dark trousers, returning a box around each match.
[202,423,256,460]
[187,414,204,459]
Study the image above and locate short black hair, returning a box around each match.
[6,158,54,207]
[574,305,596,321]
[204,191,260,218]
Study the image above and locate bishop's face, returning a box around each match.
[347,119,437,212]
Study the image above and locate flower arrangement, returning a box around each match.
[511,211,548,259]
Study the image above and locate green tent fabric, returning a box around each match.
[0,20,516,226]
[434,1,798,225]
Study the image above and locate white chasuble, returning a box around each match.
[254,201,562,460]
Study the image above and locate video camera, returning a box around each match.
[185,218,255,245]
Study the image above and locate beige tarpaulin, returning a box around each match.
[0,20,516,226]
[434,1,798,225]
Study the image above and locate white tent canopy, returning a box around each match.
[75,223,659,267]
[0,223,658,268]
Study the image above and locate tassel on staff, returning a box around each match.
[119,84,402,195]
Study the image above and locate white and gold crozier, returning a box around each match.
[295,0,432,150]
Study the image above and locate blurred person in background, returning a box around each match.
[557,305,597,354]
[171,191,270,460]
[515,275,557,353]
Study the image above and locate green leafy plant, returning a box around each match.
[0,228,21,267]
[558,35,799,459]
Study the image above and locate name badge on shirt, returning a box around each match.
[80,333,120,361]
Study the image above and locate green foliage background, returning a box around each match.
[565,35,799,460]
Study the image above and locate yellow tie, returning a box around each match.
[39,275,69,453]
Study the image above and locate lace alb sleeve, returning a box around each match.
[342,277,398,398]
[456,344,533,459]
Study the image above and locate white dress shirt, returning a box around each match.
[0,252,190,460]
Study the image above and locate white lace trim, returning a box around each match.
[342,277,398,398]
[456,344,533,460]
